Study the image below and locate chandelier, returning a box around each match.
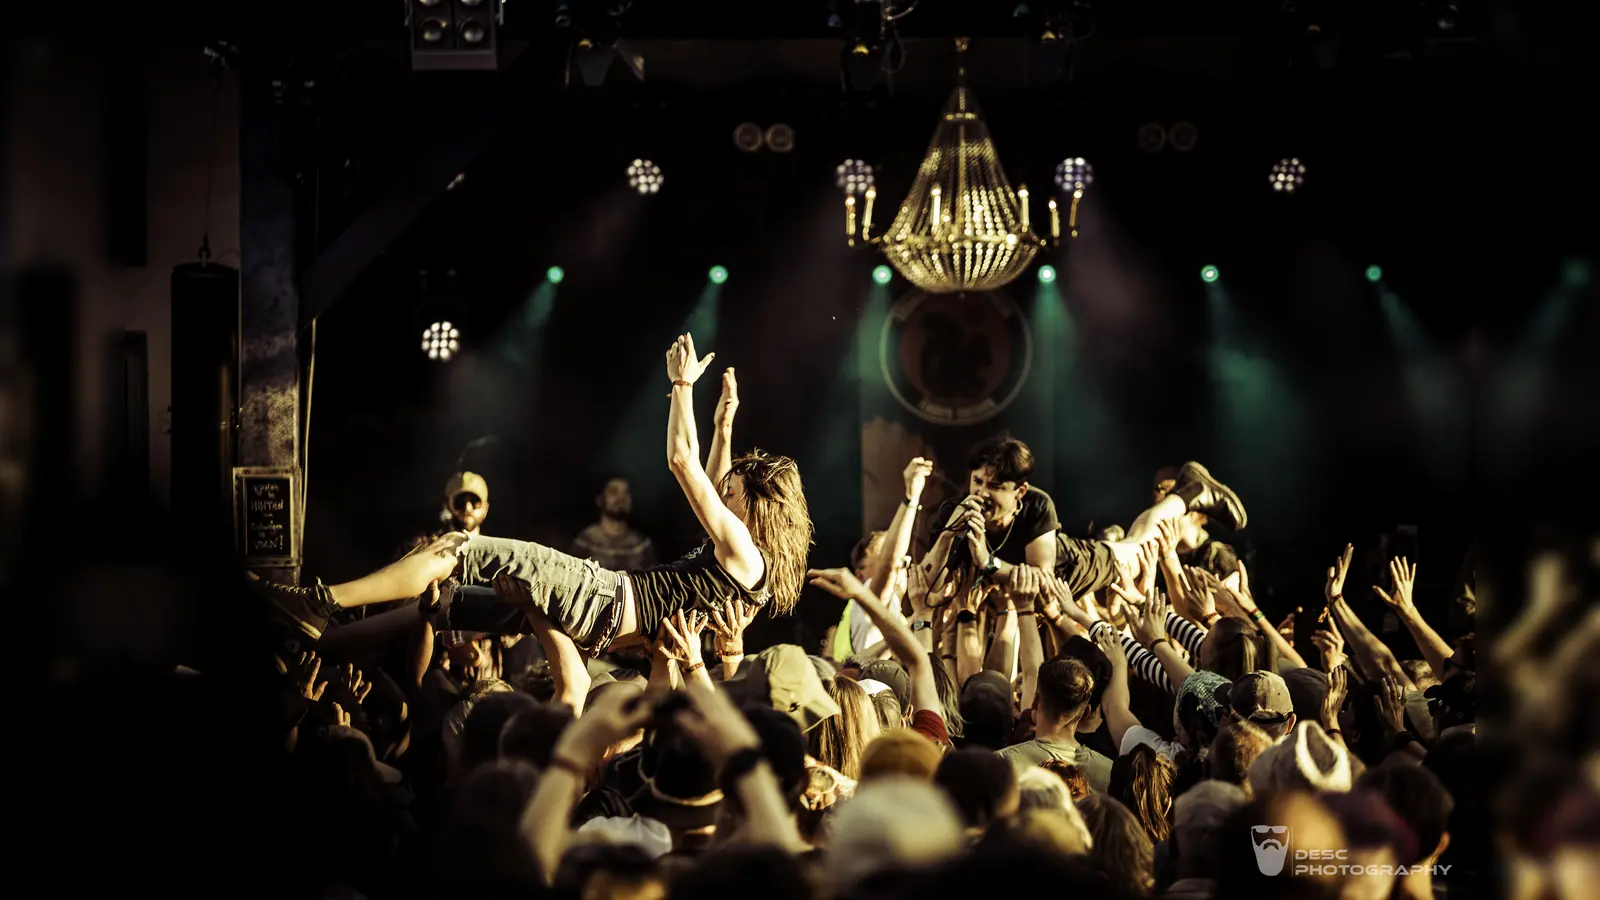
[845,39,1059,294]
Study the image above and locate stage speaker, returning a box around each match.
[170,263,239,548]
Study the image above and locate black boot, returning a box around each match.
[248,572,338,648]
[1171,462,1248,532]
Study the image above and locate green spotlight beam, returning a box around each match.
[547,266,565,284]
[873,265,893,285]
[709,265,729,284]
[1201,265,1219,283]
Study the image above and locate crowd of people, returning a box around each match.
[111,333,1596,899]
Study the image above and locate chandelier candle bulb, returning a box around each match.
[1018,186,1030,231]
[862,188,876,240]
[930,186,942,236]
[846,195,857,244]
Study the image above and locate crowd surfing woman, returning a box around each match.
[260,333,813,654]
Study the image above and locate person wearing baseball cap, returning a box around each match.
[444,471,491,536]
[1225,671,1297,740]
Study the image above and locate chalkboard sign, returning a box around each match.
[234,466,300,566]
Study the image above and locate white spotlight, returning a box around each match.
[1269,157,1307,194]
[422,320,461,362]
[626,159,663,195]
[835,159,875,196]
[1053,157,1094,192]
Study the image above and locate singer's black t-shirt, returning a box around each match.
[926,488,1061,567]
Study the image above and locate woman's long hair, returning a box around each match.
[1199,616,1264,681]
[807,675,881,780]
[1108,744,1176,844]
[726,450,813,615]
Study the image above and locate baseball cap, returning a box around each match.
[444,471,490,505]
[859,729,943,783]
[726,644,841,733]
[1226,671,1295,726]
[859,659,911,710]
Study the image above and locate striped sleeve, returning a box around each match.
[1090,621,1174,693]
[1167,612,1207,661]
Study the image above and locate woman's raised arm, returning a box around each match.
[665,334,763,584]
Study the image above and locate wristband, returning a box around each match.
[1248,609,1265,622]
[1150,637,1172,653]
[683,661,705,674]
[719,747,766,791]
[911,619,933,632]
[548,754,588,780]
[671,380,692,388]
[1202,611,1222,626]
[956,610,979,625]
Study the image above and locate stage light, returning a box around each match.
[409,0,500,71]
[1365,265,1383,283]
[836,159,875,196]
[547,266,565,284]
[1137,123,1167,153]
[709,266,728,284]
[733,123,763,152]
[1170,122,1199,152]
[1200,265,1219,283]
[1038,265,1057,283]
[1053,157,1094,193]
[873,265,893,285]
[765,124,796,153]
[422,320,461,362]
[1269,158,1306,194]
[626,159,663,195]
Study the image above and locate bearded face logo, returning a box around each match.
[1252,825,1290,875]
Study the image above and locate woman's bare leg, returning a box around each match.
[325,534,467,609]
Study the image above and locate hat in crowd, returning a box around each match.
[629,726,723,832]
[321,724,405,784]
[1280,667,1330,724]
[1248,721,1353,796]
[859,728,943,783]
[827,776,964,888]
[1176,670,1230,732]
[857,678,893,698]
[1226,671,1296,727]
[810,654,839,684]
[444,471,489,505]
[726,644,840,733]
[858,659,911,711]
[574,816,673,859]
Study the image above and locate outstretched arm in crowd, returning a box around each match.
[1324,545,1417,690]
[706,367,739,488]
[665,334,764,585]
[1198,563,1308,670]
[1094,627,1139,752]
[809,565,946,726]
[864,457,934,595]
[495,573,592,712]
[1373,556,1453,680]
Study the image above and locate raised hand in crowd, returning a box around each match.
[713,367,740,433]
[665,332,717,385]
[331,662,373,708]
[904,456,933,504]
[658,610,712,686]
[291,650,328,701]
[1321,664,1348,737]
[331,701,351,728]
[708,599,759,659]
[1310,625,1346,674]
[1006,563,1043,612]
[1373,556,1418,617]
[1124,587,1170,652]
[1325,542,1354,609]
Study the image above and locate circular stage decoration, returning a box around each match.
[880,290,1032,426]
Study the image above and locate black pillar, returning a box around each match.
[238,65,303,583]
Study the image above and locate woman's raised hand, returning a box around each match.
[666,333,716,385]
